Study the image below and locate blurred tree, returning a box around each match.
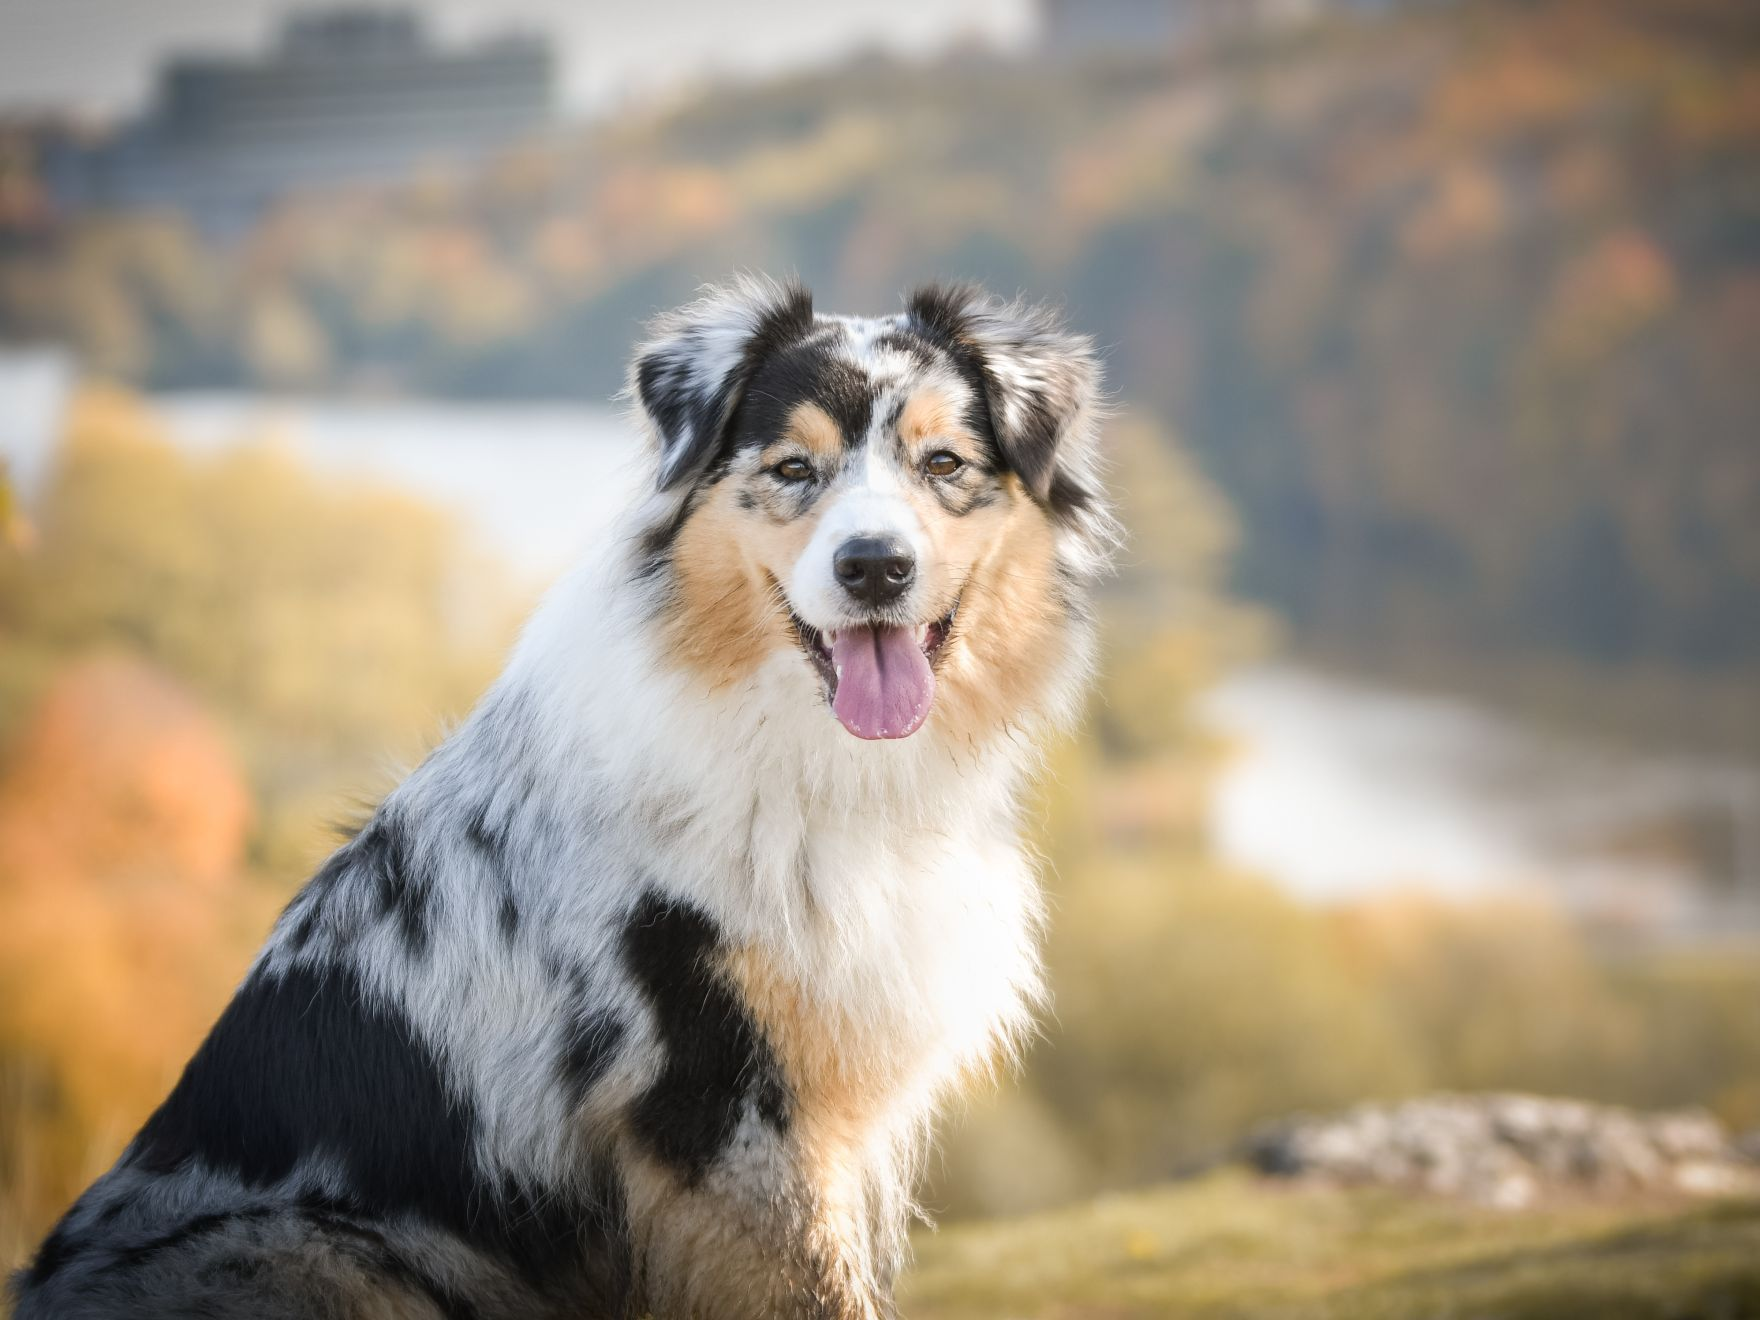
[14,0,1754,722]
[0,387,521,871]
[0,657,268,1256]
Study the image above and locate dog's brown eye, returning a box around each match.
[924,451,963,479]
[774,457,814,482]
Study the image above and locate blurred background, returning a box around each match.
[1,0,1758,1313]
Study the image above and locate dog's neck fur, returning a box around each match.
[365,508,1079,1193]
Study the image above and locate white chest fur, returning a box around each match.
[506,566,1047,1131]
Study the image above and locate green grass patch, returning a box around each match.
[903,1170,1760,1319]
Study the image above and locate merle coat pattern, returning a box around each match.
[12,278,1112,1319]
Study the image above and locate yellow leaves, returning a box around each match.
[244,287,332,388]
[1,385,521,869]
[0,656,265,1245]
[1122,1228,1161,1262]
[0,390,524,1247]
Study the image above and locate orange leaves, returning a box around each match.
[0,657,263,1241]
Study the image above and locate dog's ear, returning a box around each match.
[906,283,1101,504]
[631,276,815,492]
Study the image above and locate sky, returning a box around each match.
[0,0,1035,118]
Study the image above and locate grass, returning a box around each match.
[902,1170,1760,1319]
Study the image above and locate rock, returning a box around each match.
[1246,1094,1760,1207]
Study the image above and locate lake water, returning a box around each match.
[2,359,1755,938]
[0,355,643,581]
[1200,666,1760,939]
[153,392,647,582]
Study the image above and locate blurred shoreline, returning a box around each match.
[1203,663,1760,943]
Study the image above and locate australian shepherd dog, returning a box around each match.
[13,278,1113,1319]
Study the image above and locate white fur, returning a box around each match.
[786,451,930,632]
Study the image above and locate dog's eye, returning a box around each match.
[774,457,814,483]
[924,451,963,479]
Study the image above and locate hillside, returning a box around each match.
[903,1170,1760,1319]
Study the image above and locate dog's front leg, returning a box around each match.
[620,1139,893,1320]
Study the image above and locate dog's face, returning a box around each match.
[631,279,1106,743]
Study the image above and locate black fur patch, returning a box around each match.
[556,1009,626,1108]
[730,340,877,459]
[98,1208,270,1275]
[357,814,432,957]
[634,497,696,579]
[1046,465,1103,525]
[286,899,324,954]
[908,282,1098,523]
[905,283,1002,448]
[97,1201,485,1320]
[998,387,1066,506]
[123,963,623,1290]
[465,803,522,942]
[18,1220,77,1288]
[279,843,355,955]
[128,964,474,1209]
[639,281,816,493]
[873,329,940,371]
[620,891,792,1184]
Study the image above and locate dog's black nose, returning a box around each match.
[834,536,915,607]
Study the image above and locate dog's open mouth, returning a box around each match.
[792,599,958,741]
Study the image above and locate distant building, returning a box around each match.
[43,9,555,231]
[1040,0,1445,59]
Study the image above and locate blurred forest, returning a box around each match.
[3,0,1758,748]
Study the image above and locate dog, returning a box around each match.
[12,277,1112,1319]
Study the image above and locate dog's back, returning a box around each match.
[17,1197,573,1319]
[14,806,635,1320]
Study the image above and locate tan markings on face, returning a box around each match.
[922,474,1070,745]
[667,382,1069,733]
[895,388,970,457]
[666,479,831,689]
[773,400,845,463]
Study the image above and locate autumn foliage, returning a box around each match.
[0,656,263,1251]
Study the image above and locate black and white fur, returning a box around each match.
[12,277,1111,1319]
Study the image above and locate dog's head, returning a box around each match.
[629,276,1111,743]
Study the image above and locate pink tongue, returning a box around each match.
[830,626,935,740]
